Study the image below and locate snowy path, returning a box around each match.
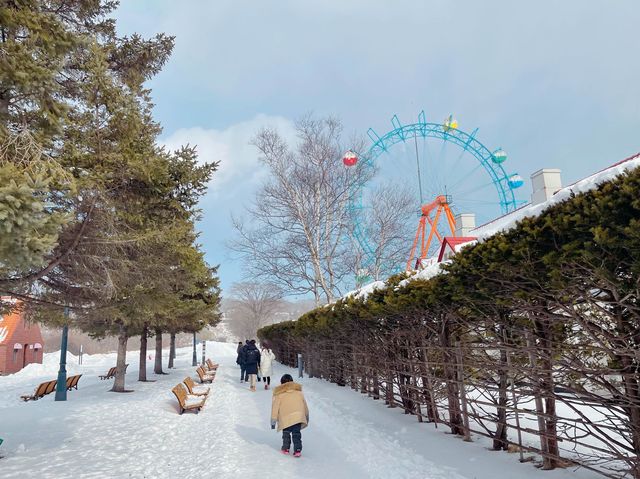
[0,342,600,479]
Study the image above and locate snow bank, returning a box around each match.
[343,280,386,301]
[398,260,448,288]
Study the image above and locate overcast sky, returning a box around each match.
[115,0,640,294]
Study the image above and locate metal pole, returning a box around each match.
[79,344,83,365]
[55,307,70,401]
[201,340,206,365]
[297,353,303,379]
[192,332,197,366]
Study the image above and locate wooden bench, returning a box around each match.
[172,383,206,415]
[66,374,82,391]
[21,379,57,402]
[99,364,128,380]
[196,366,215,384]
[205,359,219,371]
[99,367,116,380]
[183,376,209,396]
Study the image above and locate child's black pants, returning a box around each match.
[282,423,302,452]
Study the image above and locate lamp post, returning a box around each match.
[201,339,206,365]
[192,331,197,366]
[55,306,70,401]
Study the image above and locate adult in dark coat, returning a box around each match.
[244,340,262,391]
[236,342,244,365]
[238,340,250,382]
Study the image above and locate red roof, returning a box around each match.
[437,237,477,262]
[0,306,22,346]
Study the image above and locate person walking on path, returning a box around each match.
[244,340,261,391]
[236,342,243,369]
[260,344,276,390]
[271,374,309,457]
[238,340,250,383]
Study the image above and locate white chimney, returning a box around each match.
[454,213,476,237]
[530,169,562,206]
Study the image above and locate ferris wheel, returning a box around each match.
[344,111,524,283]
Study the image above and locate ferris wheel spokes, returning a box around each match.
[350,111,523,278]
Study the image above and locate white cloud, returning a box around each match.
[160,114,296,195]
[158,115,298,289]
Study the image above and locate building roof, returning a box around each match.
[0,307,22,346]
[437,237,478,262]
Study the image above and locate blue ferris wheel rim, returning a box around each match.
[350,111,520,270]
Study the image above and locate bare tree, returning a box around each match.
[227,281,284,339]
[230,115,368,305]
[351,182,417,282]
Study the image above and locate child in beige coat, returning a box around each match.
[271,374,309,457]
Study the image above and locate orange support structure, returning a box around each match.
[406,195,457,270]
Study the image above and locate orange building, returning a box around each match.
[0,301,44,375]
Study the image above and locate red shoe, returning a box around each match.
[280,449,290,455]
[264,384,268,390]
[293,451,301,457]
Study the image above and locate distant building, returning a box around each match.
[0,300,44,375]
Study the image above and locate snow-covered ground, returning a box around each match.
[0,342,602,479]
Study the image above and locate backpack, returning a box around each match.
[246,348,260,364]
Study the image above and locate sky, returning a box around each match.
[114,0,640,294]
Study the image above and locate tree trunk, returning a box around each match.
[455,341,471,441]
[543,385,559,467]
[620,352,640,478]
[539,323,559,469]
[111,326,128,392]
[419,338,439,424]
[372,373,380,399]
[168,332,176,369]
[386,369,395,407]
[399,339,415,415]
[336,343,345,386]
[0,94,9,122]
[441,321,463,435]
[154,328,165,375]
[138,325,148,382]
[614,308,640,478]
[493,325,509,450]
[526,329,552,468]
[350,346,357,390]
